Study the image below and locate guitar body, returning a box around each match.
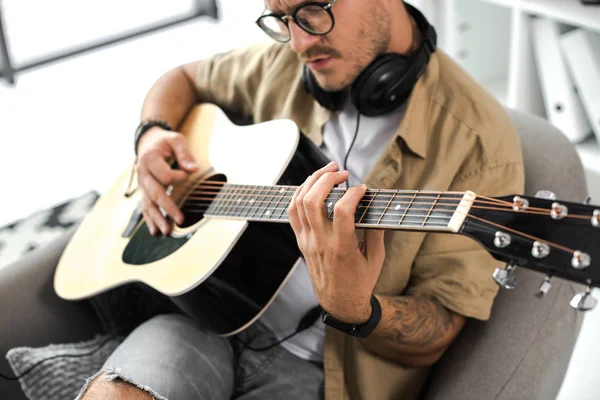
[54,104,329,335]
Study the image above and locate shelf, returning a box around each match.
[576,136,600,176]
[472,0,600,33]
[520,0,600,33]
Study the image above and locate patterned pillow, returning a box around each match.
[0,191,99,270]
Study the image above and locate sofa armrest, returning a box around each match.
[0,224,101,399]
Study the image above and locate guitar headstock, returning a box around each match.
[461,190,600,311]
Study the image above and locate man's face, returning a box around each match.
[263,0,392,91]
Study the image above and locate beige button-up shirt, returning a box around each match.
[193,41,525,400]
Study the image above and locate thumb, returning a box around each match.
[365,229,385,267]
[171,139,199,173]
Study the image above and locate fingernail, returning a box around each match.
[361,184,368,189]
[176,215,184,225]
[326,161,337,168]
[187,161,198,169]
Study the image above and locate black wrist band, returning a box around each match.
[321,295,382,338]
[134,119,172,156]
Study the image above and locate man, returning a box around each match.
[78,0,524,399]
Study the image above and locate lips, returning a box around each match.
[306,57,332,71]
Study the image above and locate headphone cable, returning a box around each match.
[343,112,362,188]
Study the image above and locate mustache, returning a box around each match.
[301,46,341,62]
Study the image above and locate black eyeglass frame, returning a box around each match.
[255,0,338,43]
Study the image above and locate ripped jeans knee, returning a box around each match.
[77,314,235,400]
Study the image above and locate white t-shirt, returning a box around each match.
[256,97,407,361]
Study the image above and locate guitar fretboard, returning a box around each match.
[205,184,470,232]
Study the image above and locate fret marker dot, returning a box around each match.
[328,202,333,208]
[265,210,271,216]
[280,188,285,193]
[250,199,255,204]
[395,205,401,211]
[237,198,241,203]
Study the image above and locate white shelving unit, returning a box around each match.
[417,0,600,199]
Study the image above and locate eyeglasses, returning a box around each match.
[255,0,338,43]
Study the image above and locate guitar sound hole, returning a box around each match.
[179,173,227,228]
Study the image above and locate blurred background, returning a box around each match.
[0,0,599,398]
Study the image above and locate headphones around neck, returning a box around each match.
[302,3,437,117]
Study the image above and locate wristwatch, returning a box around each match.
[321,295,382,338]
[134,119,172,156]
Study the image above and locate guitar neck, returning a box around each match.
[205,184,475,233]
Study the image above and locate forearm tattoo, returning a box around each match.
[379,296,455,348]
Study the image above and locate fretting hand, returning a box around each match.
[287,161,386,324]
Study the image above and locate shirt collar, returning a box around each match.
[307,52,440,160]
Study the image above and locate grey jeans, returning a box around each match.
[76,314,324,400]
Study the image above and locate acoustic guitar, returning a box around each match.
[54,103,600,336]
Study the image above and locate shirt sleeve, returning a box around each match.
[193,41,284,118]
[405,161,525,321]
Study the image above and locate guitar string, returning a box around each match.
[181,193,595,223]
[177,203,583,258]
[469,214,575,254]
[186,191,505,209]
[182,195,558,219]
[166,180,556,217]
[183,181,580,216]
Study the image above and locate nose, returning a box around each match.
[288,22,321,55]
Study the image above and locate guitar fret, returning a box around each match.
[220,184,237,217]
[399,191,419,225]
[422,193,442,226]
[432,193,463,228]
[251,186,266,219]
[378,190,396,224]
[278,188,294,220]
[241,186,255,219]
[230,185,245,217]
[262,186,279,220]
[359,189,380,224]
[272,187,288,220]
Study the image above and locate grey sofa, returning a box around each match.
[0,107,588,399]
[422,108,587,400]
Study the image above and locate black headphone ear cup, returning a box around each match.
[302,65,344,111]
[351,54,411,117]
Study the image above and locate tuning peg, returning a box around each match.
[535,190,557,200]
[493,261,517,290]
[512,196,529,211]
[570,286,598,312]
[532,241,551,259]
[535,276,552,298]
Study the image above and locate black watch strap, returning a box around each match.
[321,295,382,338]
[134,119,172,156]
